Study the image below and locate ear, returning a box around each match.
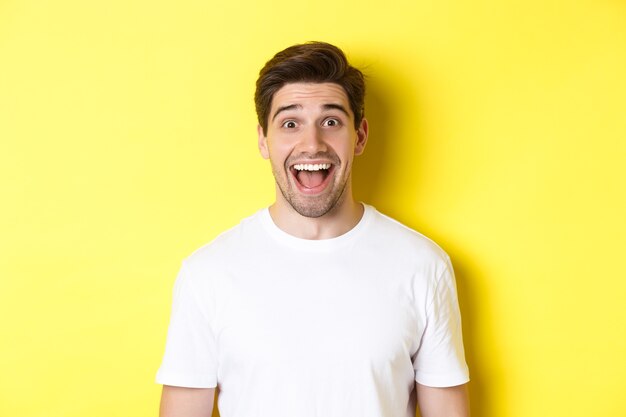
[258,124,269,159]
[354,118,369,156]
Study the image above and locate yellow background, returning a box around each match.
[1,1,625,416]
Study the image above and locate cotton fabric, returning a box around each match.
[157,205,469,417]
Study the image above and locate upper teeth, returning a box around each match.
[293,163,331,171]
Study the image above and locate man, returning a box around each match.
[157,42,470,417]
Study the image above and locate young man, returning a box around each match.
[157,42,470,417]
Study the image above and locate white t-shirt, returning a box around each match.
[157,205,469,417]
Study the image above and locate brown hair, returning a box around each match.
[255,41,365,135]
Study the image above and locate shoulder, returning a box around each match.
[366,205,451,266]
[182,209,266,274]
[364,206,458,305]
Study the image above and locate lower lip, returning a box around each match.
[291,166,335,195]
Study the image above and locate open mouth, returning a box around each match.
[290,163,334,193]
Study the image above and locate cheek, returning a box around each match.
[334,138,357,160]
[268,141,293,166]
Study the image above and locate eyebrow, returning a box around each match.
[272,104,302,122]
[322,103,350,116]
[271,103,350,122]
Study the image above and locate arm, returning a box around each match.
[159,385,215,417]
[416,383,469,417]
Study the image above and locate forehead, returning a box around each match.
[271,82,351,112]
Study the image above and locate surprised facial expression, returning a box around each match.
[258,82,368,218]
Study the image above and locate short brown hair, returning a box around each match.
[255,41,365,135]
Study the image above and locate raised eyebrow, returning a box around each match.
[272,104,302,122]
[322,103,350,117]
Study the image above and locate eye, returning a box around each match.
[282,120,297,129]
[323,118,341,127]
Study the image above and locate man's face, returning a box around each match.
[258,82,368,218]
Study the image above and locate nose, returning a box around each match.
[297,125,327,154]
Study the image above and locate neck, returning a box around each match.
[268,195,364,240]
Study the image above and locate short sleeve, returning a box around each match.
[413,257,470,387]
[156,260,218,388]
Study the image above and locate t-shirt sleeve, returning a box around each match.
[156,260,218,388]
[413,257,470,387]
